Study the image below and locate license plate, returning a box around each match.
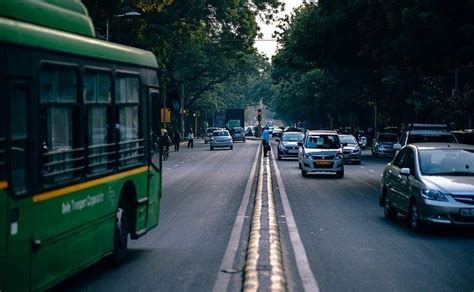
[288,149,298,154]
[460,208,474,217]
[316,160,331,165]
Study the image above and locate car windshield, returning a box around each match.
[407,134,456,144]
[305,135,340,149]
[207,128,217,134]
[213,131,229,137]
[282,132,304,142]
[378,134,398,142]
[339,135,357,144]
[419,149,474,176]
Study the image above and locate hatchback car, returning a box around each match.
[210,130,233,150]
[231,127,246,142]
[298,131,344,178]
[380,143,474,232]
[339,134,361,164]
[372,132,399,157]
[276,131,305,160]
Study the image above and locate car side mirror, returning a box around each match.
[275,138,280,142]
[298,141,303,147]
[393,143,401,150]
[342,142,348,147]
[400,167,410,176]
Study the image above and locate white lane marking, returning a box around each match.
[212,143,261,292]
[360,166,366,169]
[187,159,191,161]
[270,148,320,291]
[174,165,178,167]
[369,169,375,173]
[181,162,185,164]
[166,168,171,171]
[380,174,383,177]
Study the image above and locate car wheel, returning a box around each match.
[409,200,424,233]
[383,194,397,220]
[243,139,246,143]
[210,146,214,150]
[230,146,233,150]
[205,140,208,144]
[336,170,344,178]
[298,162,301,169]
[277,153,282,160]
[301,169,308,177]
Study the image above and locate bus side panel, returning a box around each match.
[30,183,116,290]
[147,168,161,229]
[0,190,7,291]
[130,171,150,235]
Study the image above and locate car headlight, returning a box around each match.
[304,153,313,160]
[279,143,285,149]
[353,146,360,153]
[421,190,449,202]
[336,153,343,160]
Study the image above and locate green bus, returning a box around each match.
[0,1,162,290]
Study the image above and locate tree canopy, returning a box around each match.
[271,0,474,130]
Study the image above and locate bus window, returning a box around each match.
[84,70,113,174]
[9,81,29,195]
[116,75,142,167]
[40,65,83,184]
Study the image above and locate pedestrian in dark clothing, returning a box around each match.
[187,130,194,149]
[173,130,182,151]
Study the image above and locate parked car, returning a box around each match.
[210,130,233,150]
[205,127,219,143]
[394,123,457,150]
[372,132,399,157]
[245,126,255,136]
[380,143,474,232]
[452,129,474,145]
[276,131,305,160]
[231,127,246,142]
[298,130,344,178]
[358,136,367,149]
[339,134,361,164]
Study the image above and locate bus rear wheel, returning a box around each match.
[111,206,129,266]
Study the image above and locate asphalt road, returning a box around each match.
[55,138,474,292]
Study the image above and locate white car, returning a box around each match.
[299,130,344,178]
[210,130,233,150]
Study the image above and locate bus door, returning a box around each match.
[146,88,160,228]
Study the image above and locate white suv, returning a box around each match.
[298,130,344,178]
[394,124,457,150]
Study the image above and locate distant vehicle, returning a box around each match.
[372,132,399,157]
[231,127,246,142]
[394,123,457,150]
[276,131,305,160]
[205,127,220,143]
[245,126,255,136]
[380,143,474,232]
[284,127,304,132]
[210,130,233,150]
[272,127,283,138]
[358,136,367,149]
[268,126,274,136]
[339,134,361,164]
[298,131,344,178]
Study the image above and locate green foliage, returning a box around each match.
[271,0,474,130]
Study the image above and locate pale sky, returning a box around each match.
[254,0,304,60]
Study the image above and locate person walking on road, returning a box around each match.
[262,127,270,157]
[173,130,182,152]
[187,129,194,149]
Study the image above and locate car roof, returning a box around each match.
[339,134,355,137]
[307,130,337,134]
[408,129,451,135]
[409,143,474,151]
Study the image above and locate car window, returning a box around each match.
[378,134,398,142]
[407,133,456,144]
[392,148,409,168]
[213,131,229,136]
[418,149,474,175]
[339,135,357,144]
[282,133,305,142]
[305,135,340,149]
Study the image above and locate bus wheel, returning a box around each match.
[111,206,129,266]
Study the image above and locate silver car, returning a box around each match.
[380,143,474,232]
[210,130,233,150]
[339,134,361,164]
[299,131,344,178]
[205,127,219,143]
[372,132,399,157]
[276,131,305,160]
